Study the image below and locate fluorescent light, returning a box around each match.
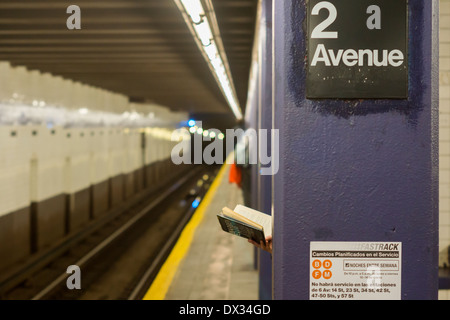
[78,108,89,115]
[193,21,213,46]
[210,57,225,74]
[180,0,204,24]
[204,42,218,60]
[175,0,243,120]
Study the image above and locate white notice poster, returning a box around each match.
[310,242,401,300]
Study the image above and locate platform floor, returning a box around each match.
[144,163,259,300]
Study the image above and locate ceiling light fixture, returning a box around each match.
[175,0,243,120]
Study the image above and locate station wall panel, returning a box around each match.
[0,123,186,272]
[0,127,31,217]
[0,62,189,273]
[439,0,450,300]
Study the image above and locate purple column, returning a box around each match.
[272,0,439,299]
[257,0,273,300]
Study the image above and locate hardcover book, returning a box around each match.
[217,205,272,244]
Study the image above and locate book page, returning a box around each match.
[233,205,272,237]
[221,207,262,230]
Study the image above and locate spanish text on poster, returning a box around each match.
[310,241,401,300]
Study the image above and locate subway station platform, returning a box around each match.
[143,162,259,300]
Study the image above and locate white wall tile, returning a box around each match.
[442,0,450,14]
[439,289,449,300]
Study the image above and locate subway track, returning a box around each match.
[1,165,218,300]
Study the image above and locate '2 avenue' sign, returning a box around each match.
[306,0,408,99]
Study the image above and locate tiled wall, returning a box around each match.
[0,62,186,219]
[0,125,178,218]
[439,0,450,301]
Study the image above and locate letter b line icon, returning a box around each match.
[312,259,322,269]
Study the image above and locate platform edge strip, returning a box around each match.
[142,161,230,300]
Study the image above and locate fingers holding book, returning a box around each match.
[248,235,272,254]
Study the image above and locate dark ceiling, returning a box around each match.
[0,0,257,122]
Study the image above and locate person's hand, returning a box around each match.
[248,236,272,254]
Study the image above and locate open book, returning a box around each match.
[217,205,272,244]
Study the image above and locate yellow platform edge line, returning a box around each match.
[143,161,230,300]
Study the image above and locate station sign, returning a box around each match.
[306,0,408,99]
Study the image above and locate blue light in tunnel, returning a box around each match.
[188,119,196,127]
[191,197,201,209]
